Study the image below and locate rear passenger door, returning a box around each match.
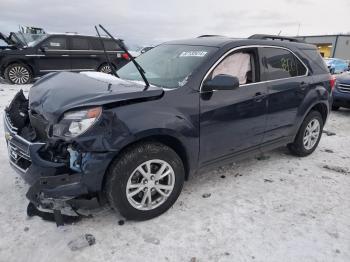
[260,47,310,143]
[69,36,98,71]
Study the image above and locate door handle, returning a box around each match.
[253,92,266,102]
[90,55,97,57]
[61,55,69,57]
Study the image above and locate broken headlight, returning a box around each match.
[53,107,102,137]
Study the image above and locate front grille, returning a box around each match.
[5,112,32,173]
[8,142,32,172]
[338,83,350,93]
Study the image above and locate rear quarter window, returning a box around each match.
[89,38,121,51]
[300,49,329,75]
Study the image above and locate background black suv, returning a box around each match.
[0,33,130,84]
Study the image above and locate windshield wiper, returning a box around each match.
[95,26,119,78]
[98,24,150,90]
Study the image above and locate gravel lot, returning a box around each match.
[0,83,349,262]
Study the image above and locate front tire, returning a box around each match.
[4,63,32,84]
[288,111,323,157]
[105,142,185,221]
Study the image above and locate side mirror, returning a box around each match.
[39,46,47,52]
[202,74,240,92]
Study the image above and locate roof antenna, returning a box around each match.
[94,25,119,78]
[277,30,282,36]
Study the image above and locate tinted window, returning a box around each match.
[89,38,120,51]
[261,47,307,80]
[42,37,67,49]
[301,49,329,75]
[104,40,119,51]
[71,37,89,50]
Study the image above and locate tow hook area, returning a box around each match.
[27,203,81,226]
[25,173,99,226]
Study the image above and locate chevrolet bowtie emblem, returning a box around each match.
[5,132,13,141]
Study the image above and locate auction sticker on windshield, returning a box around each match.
[179,51,208,57]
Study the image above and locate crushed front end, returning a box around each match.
[3,90,112,225]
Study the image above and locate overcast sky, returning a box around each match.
[1,0,349,47]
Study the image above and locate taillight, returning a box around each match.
[330,75,336,90]
[121,53,130,60]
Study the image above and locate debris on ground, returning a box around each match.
[264,179,274,183]
[190,257,197,262]
[324,149,334,153]
[67,234,96,251]
[256,155,271,161]
[143,236,160,245]
[322,165,350,175]
[23,226,29,232]
[234,173,243,177]
[118,220,125,226]
[202,193,211,198]
[323,130,336,136]
[220,175,226,179]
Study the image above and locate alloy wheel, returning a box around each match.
[126,159,176,211]
[99,65,112,74]
[8,65,30,84]
[303,119,320,150]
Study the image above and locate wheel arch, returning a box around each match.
[101,133,191,192]
[4,59,34,76]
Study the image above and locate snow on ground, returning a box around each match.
[0,83,349,262]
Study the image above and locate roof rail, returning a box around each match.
[248,34,305,43]
[197,35,223,38]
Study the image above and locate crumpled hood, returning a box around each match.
[29,71,164,122]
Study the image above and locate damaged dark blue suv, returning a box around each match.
[4,34,333,223]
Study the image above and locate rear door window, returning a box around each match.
[42,37,67,49]
[71,37,89,50]
[261,47,307,81]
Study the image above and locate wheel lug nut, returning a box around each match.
[150,176,155,180]
[143,180,148,184]
[144,187,148,192]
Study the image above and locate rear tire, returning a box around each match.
[105,142,185,221]
[4,63,33,84]
[98,63,114,74]
[288,111,323,157]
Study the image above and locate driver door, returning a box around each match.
[37,36,71,73]
[199,48,268,166]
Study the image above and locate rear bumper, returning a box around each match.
[3,111,112,211]
[333,87,350,108]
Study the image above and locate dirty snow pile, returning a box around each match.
[0,83,349,262]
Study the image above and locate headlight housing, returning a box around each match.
[53,107,102,137]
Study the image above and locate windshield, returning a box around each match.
[117,44,217,88]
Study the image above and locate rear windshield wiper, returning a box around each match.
[98,24,150,90]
